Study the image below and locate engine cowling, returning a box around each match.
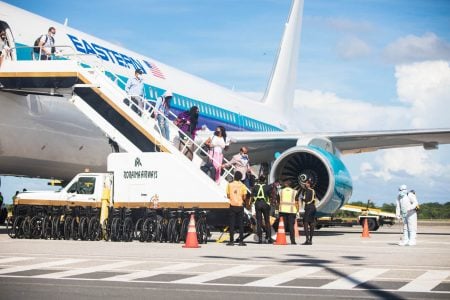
[269,145,352,216]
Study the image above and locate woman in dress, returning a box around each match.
[205,126,227,183]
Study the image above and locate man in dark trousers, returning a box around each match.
[226,171,248,246]
[251,175,274,244]
[278,180,298,245]
[300,178,317,245]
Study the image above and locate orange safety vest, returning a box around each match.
[279,187,297,214]
[228,181,245,207]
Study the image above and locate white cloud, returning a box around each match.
[395,61,450,128]
[288,59,450,204]
[383,33,450,64]
[291,89,407,132]
[336,36,372,60]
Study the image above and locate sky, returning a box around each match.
[1,0,450,206]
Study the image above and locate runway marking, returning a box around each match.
[245,266,321,287]
[34,260,142,279]
[172,264,261,284]
[102,262,201,281]
[0,257,34,264]
[0,259,86,275]
[398,270,450,292]
[320,268,388,290]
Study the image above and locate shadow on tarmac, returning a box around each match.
[280,253,407,300]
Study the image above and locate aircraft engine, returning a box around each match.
[269,145,352,216]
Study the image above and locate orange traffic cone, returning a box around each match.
[183,214,200,248]
[294,218,300,239]
[274,216,288,245]
[361,218,370,238]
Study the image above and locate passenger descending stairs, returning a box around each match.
[0,58,232,206]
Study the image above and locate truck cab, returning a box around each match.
[14,173,110,207]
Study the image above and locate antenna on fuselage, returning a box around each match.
[64,18,68,26]
[261,0,303,117]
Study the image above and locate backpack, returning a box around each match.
[33,35,55,54]
[33,35,47,53]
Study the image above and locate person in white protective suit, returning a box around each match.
[395,185,419,246]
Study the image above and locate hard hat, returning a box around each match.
[399,184,407,191]
[163,90,172,98]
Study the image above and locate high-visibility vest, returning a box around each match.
[279,187,297,214]
[228,181,244,207]
[253,183,269,204]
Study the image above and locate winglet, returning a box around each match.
[261,0,304,116]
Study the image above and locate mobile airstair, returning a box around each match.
[0,48,237,208]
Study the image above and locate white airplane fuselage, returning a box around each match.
[0,2,291,180]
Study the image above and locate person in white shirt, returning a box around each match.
[396,185,419,246]
[38,27,56,60]
[125,69,145,116]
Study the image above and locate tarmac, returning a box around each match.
[0,223,449,299]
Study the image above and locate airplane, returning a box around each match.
[1,0,450,217]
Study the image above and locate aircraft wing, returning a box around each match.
[219,128,450,163]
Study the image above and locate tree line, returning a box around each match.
[335,201,450,220]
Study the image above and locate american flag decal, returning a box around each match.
[143,60,166,79]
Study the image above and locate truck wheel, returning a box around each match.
[11,216,25,239]
[103,218,111,241]
[134,218,145,242]
[30,216,43,239]
[78,217,89,241]
[88,217,101,241]
[64,216,73,240]
[122,217,133,242]
[71,217,79,240]
[361,218,378,231]
[22,216,32,239]
[180,217,189,242]
[52,215,62,240]
[42,216,52,239]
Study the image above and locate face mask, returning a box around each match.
[137,74,142,80]
[214,131,220,136]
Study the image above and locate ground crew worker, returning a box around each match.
[278,180,298,245]
[251,175,273,244]
[226,171,248,246]
[300,178,317,245]
[396,185,419,246]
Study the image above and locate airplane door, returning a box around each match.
[0,21,16,61]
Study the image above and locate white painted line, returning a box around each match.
[172,264,260,284]
[0,259,86,275]
[35,260,142,279]
[102,263,201,282]
[245,266,321,287]
[399,270,450,292]
[320,268,388,290]
[0,257,34,264]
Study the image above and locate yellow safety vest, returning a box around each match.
[228,181,245,207]
[279,187,297,214]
